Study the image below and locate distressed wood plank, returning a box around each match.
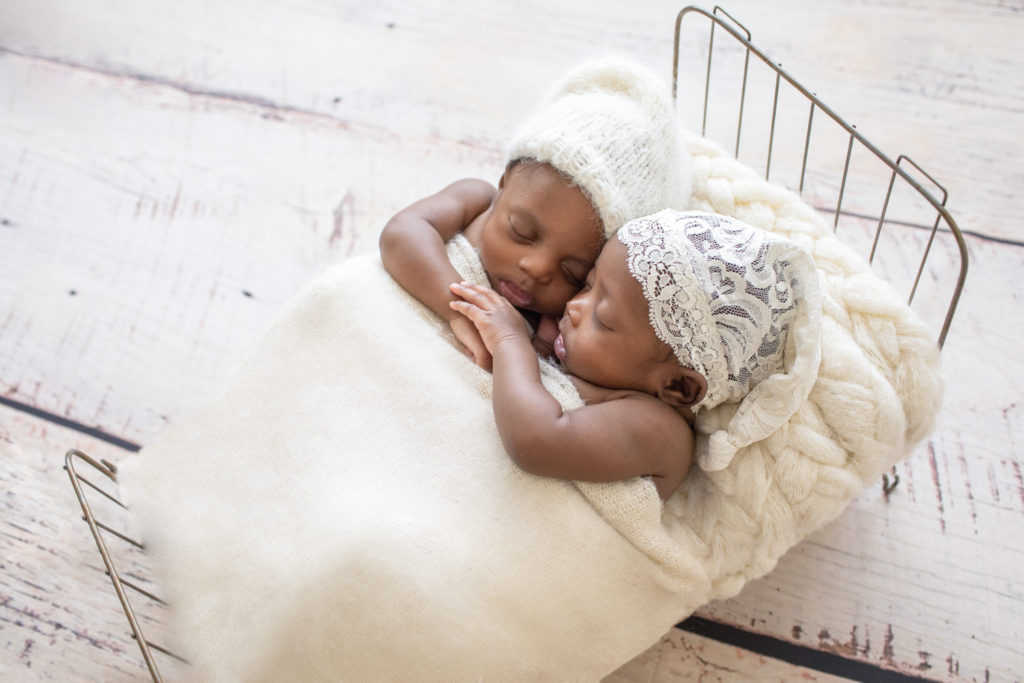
[0,51,504,443]
[606,627,857,682]
[1,0,1019,241]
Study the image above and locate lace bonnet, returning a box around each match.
[618,210,823,471]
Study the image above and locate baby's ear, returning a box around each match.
[498,161,516,191]
[660,368,707,410]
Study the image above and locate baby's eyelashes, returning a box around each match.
[509,219,535,243]
[562,265,586,287]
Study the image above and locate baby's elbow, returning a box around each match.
[506,447,538,476]
[502,432,553,477]
[378,217,401,254]
[379,218,417,273]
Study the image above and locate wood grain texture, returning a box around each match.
[607,628,856,683]
[1,0,1021,681]
[0,51,504,441]
[2,0,1017,240]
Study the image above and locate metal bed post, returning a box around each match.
[65,449,186,681]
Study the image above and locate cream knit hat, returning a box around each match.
[507,57,689,238]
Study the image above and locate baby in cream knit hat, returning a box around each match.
[449,210,821,500]
[380,57,688,369]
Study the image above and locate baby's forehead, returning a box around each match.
[592,239,648,310]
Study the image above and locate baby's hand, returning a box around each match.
[449,314,493,371]
[449,282,531,355]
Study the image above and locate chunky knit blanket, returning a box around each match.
[120,134,941,682]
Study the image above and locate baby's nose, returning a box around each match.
[566,299,582,325]
[519,253,554,284]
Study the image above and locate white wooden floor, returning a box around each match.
[2,1,1021,681]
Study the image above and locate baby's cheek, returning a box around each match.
[545,284,577,314]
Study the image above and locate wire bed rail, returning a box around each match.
[66,5,969,681]
[65,449,186,681]
[674,6,967,348]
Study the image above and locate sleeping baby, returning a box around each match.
[380,56,688,369]
[450,210,820,500]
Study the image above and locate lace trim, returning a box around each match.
[618,211,807,412]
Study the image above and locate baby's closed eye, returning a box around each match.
[509,218,535,243]
[562,263,586,287]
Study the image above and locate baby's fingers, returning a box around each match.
[448,299,476,317]
[450,281,498,307]
[449,300,489,329]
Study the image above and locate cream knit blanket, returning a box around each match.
[120,134,941,682]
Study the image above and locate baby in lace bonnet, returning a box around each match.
[450,209,822,499]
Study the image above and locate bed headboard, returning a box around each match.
[672,5,967,347]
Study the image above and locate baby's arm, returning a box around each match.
[450,282,693,500]
[380,179,497,368]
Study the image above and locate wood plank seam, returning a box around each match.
[678,616,939,682]
[0,395,141,452]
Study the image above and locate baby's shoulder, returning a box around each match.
[621,391,693,436]
[445,177,497,205]
[571,380,691,433]
[436,178,498,229]
[615,393,695,478]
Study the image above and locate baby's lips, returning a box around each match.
[498,280,533,307]
[553,333,566,361]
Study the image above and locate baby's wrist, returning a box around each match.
[491,330,531,355]
[441,297,462,323]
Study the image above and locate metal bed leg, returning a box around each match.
[65,449,186,682]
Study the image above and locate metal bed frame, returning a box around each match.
[64,6,970,681]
